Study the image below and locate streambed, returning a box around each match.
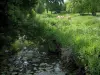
[0,47,66,75]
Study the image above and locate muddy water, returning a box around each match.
[1,47,66,75]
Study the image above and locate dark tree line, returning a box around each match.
[47,0,64,13]
[68,0,100,16]
[0,0,38,50]
[36,0,65,13]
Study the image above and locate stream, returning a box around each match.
[0,47,66,75]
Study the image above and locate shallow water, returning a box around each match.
[1,47,66,75]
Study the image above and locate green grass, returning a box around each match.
[37,13,100,74]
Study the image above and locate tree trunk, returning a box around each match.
[47,8,48,13]
[0,0,8,49]
[92,12,96,16]
[51,10,52,14]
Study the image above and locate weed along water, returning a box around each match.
[1,47,66,75]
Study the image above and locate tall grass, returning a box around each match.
[37,13,100,74]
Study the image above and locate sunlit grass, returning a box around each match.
[37,13,100,74]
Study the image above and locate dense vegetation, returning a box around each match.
[0,0,100,74]
[38,13,100,74]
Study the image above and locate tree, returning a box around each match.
[0,0,38,50]
[35,0,45,14]
[66,1,73,13]
[89,0,99,16]
[46,0,64,13]
[69,0,100,16]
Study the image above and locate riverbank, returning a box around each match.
[37,13,100,74]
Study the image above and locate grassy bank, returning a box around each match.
[37,13,100,74]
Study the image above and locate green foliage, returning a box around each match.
[11,39,34,51]
[38,13,100,74]
[8,0,38,10]
[0,0,38,50]
[66,1,73,13]
[68,0,100,15]
[46,0,64,13]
